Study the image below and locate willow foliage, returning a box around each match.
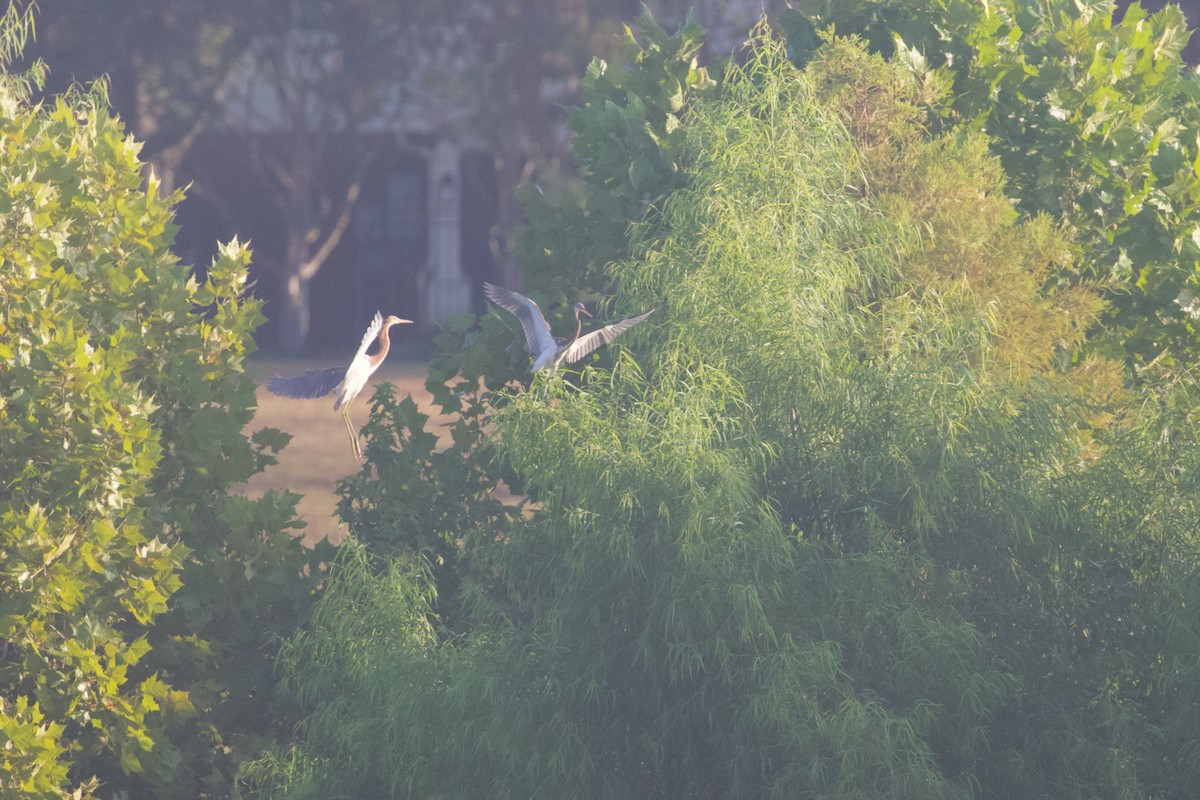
[256,20,1200,800]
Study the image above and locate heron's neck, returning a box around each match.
[369,325,392,367]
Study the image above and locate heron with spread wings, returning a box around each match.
[483,282,654,373]
[266,311,411,459]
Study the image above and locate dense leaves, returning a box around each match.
[516,9,716,305]
[784,0,1200,368]
[0,8,326,797]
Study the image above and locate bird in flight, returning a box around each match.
[483,282,654,373]
[266,311,411,459]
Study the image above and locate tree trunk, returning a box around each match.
[270,168,365,353]
[278,271,312,354]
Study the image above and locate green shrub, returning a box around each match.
[0,8,326,797]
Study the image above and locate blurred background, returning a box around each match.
[19,0,1200,355]
[20,0,797,355]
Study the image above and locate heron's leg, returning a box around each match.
[342,410,361,459]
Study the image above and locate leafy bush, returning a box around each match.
[333,374,516,627]
[0,8,326,797]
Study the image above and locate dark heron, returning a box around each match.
[266,311,411,459]
[483,282,654,373]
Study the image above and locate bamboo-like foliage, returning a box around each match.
[254,21,1200,800]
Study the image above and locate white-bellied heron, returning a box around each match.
[483,282,654,373]
[266,311,411,459]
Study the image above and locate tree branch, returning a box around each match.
[298,142,378,281]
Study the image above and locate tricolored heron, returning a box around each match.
[266,311,411,459]
[483,282,654,373]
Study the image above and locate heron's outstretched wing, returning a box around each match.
[340,310,388,391]
[267,367,346,399]
[354,311,384,361]
[560,309,655,365]
[483,283,557,360]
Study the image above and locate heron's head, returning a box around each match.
[384,315,413,328]
[572,301,591,319]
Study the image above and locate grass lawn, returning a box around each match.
[239,357,436,546]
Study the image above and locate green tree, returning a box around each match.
[0,7,327,797]
[783,0,1200,368]
[515,9,716,303]
[250,19,1200,800]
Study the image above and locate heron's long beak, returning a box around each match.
[579,307,592,318]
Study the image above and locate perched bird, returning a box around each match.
[483,282,654,373]
[267,312,411,459]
